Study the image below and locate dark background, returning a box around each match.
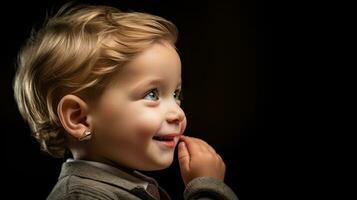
[0,0,271,199]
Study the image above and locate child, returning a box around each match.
[13,3,238,200]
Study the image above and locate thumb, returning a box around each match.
[178,141,190,173]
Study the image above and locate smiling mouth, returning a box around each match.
[152,135,175,141]
[152,134,180,148]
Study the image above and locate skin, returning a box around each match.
[58,40,225,185]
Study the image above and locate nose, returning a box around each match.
[166,103,185,124]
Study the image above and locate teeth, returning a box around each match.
[153,136,174,141]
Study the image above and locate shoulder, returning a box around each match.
[61,187,115,200]
[47,175,118,200]
[184,177,239,200]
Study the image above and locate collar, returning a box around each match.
[59,160,171,200]
[66,159,151,189]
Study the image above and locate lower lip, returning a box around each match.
[154,140,177,148]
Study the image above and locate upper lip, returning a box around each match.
[153,133,181,138]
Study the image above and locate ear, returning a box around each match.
[57,94,92,140]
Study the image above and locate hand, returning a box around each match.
[178,135,226,186]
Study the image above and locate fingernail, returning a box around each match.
[178,142,185,148]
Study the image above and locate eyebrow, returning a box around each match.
[132,78,182,92]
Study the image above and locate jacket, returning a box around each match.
[47,161,238,200]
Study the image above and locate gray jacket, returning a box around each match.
[47,161,238,200]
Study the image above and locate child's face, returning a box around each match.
[88,41,187,171]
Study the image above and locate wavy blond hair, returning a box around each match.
[13,4,178,158]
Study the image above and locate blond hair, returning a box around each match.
[13,4,178,158]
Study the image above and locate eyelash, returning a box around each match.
[144,89,159,101]
[174,89,183,101]
[143,89,183,102]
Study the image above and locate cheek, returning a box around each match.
[92,97,163,140]
[133,110,163,137]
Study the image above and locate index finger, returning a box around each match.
[179,136,203,156]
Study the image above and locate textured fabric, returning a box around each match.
[66,159,149,189]
[47,161,170,200]
[70,159,161,199]
[47,161,239,200]
[146,183,161,199]
[184,177,239,200]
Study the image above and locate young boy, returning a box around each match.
[13,3,238,200]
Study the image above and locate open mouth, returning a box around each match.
[152,135,175,141]
[152,134,178,148]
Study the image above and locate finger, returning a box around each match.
[180,136,202,155]
[185,136,209,152]
[178,141,190,172]
[202,141,217,155]
[217,154,226,170]
[216,153,223,161]
[193,137,217,155]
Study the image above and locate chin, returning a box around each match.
[141,157,174,171]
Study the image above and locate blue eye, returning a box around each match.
[174,89,182,101]
[144,89,159,101]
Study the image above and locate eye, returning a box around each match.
[174,89,183,101]
[144,89,159,101]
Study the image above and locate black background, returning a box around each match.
[0,0,272,199]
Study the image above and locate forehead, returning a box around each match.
[112,41,182,86]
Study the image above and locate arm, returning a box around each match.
[178,136,238,200]
[184,177,238,200]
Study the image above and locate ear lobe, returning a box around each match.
[57,94,91,140]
